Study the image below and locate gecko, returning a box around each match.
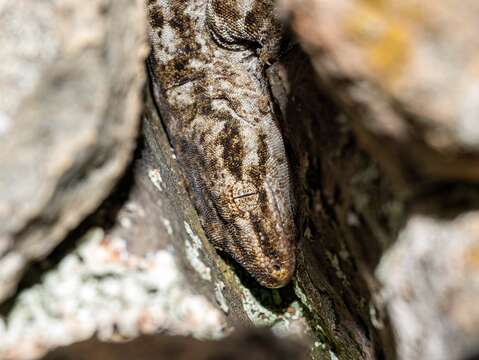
[146,0,296,288]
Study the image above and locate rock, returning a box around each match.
[0,225,228,359]
[283,0,479,190]
[140,20,399,359]
[0,90,309,359]
[0,0,147,302]
[377,212,479,360]
[145,38,398,358]
[41,329,308,360]
[283,2,479,358]
[267,48,399,360]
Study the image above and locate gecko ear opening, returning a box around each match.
[230,180,260,213]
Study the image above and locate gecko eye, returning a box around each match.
[231,180,259,212]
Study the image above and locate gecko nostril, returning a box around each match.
[273,264,281,271]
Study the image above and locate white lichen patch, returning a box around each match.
[238,277,308,339]
[0,111,11,136]
[330,350,339,360]
[214,281,229,314]
[458,82,479,148]
[241,285,278,326]
[189,58,205,71]
[184,222,212,281]
[294,280,313,312]
[0,228,226,360]
[270,300,307,338]
[312,339,327,353]
[162,217,173,235]
[168,82,196,107]
[326,251,348,285]
[148,168,164,191]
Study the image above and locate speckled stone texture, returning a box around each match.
[0,0,146,302]
[377,213,479,360]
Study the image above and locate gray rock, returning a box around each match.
[41,329,308,360]
[283,1,479,358]
[378,213,479,360]
[284,0,479,189]
[0,0,147,302]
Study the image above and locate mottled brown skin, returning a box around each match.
[146,0,296,288]
[206,0,284,63]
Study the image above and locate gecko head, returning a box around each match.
[204,116,297,288]
[224,175,297,289]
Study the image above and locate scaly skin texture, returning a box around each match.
[146,0,296,288]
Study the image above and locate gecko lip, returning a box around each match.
[226,179,296,289]
[238,219,296,289]
[252,259,295,289]
[239,224,295,289]
[251,184,296,289]
[266,263,296,288]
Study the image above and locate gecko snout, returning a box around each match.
[250,215,296,288]
[226,179,296,288]
[252,250,295,289]
[268,261,296,288]
[244,173,296,289]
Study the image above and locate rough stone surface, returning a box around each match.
[149,42,399,359]
[40,329,308,360]
[377,213,479,360]
[283,1,479,359]
[267,48,399,360]
[0,227,226,360]
[144,8,400,355]
[140,88,309,338]
[283,0,479,189]
[0,0,147,302]
[0,92,309,358]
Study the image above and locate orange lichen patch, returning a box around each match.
[464,245,479,269]
[368,22,410,83]
[344,1,418,89]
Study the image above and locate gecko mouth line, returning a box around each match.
[233,191,258,200]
